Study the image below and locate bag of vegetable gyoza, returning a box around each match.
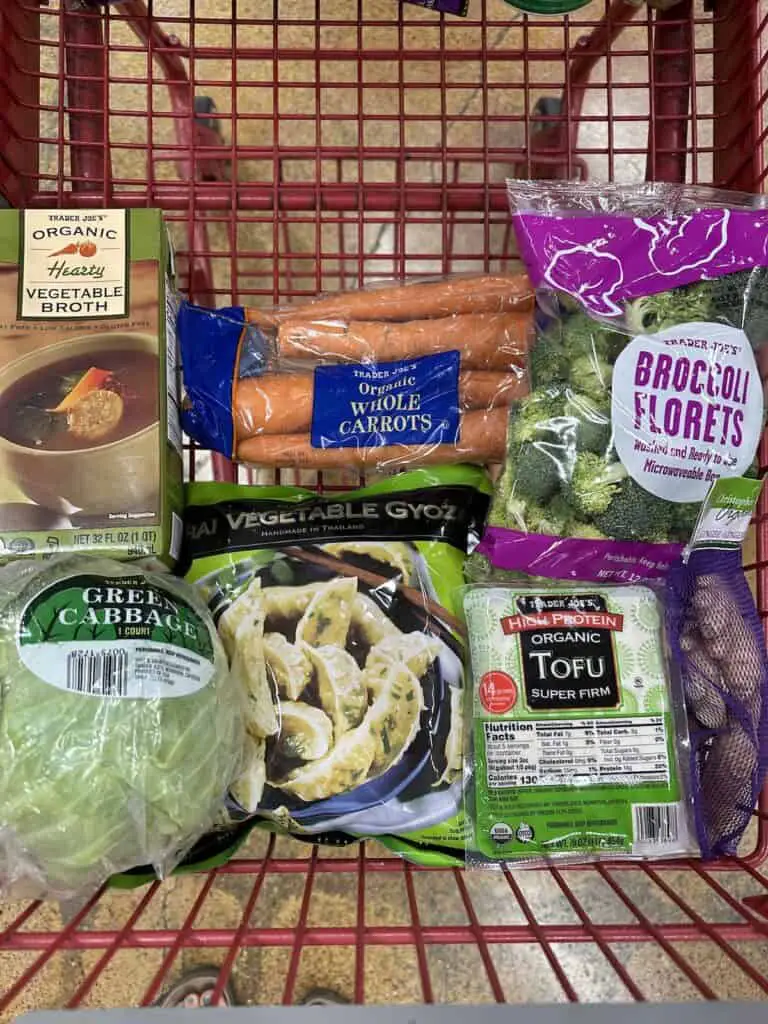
[180,466,491,855]
[478,182,767,583]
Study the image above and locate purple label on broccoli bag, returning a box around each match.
[514,208,768,318]
[477,527,683,584]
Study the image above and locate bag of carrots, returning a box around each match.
[178,273,533,470]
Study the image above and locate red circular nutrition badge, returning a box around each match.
[479,671,518,714]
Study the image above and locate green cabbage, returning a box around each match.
[0,556,243,899]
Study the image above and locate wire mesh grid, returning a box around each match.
[2,0,768,1014]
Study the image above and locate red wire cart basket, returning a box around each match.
[3,0,768,1014]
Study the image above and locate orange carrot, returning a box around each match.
[235,373,315,439]
[274,312,530,370]
[459,371,525,410]
[234,371,525,440]
[50,366,113,413]
[247,273,533,324]
[50,243,79,257]
[236,408,508,468]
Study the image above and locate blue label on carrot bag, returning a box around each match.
[311,351,461,450]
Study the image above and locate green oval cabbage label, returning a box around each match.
[18,573,216,699]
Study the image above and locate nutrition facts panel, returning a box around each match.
[484,717,670,788]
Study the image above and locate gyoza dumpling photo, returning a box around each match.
[303,645,367,736]
[218,577,262,661]
[262,582,323,622]
[361,659,424,776]
[275,722,376,802]
[272,701,333,762]
[229,590,278,739]
[273,653,424,801]
[264,632,312,700]
[322,542,414,583]
[231,734,267,813]
[365,632,441,681]
[350,592,401,646]
[296,576,357,648]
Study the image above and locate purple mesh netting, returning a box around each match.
[666,550,768,859]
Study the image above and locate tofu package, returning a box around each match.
[0,209,183,565]
[180,466,491,853]
[463,581,699,865]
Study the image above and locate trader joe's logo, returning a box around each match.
[506,593,623,711]
[19,210,128,319]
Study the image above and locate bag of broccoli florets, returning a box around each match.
[478,181,767,583]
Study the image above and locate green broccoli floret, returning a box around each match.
[554,290,583,315]
[624,271,768,347]
[602,328,630,363]
[464,552,534,585]
[568,354,613,400]
[708,268,768,345]
[669,500,700,542]
[508,388,568,445]
[625,280,711,334]
[487,465,516,527]
[529,329,567,389]
[530,311,628,391]
[594,478,673,542]
[558,311,622,364]
[566,453,628,518]
[525,496,573,537]
[513,442,563,504]
[571,521,609,540]
[488,481,563,534]
[564,391,612,454]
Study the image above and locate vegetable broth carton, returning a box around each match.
[0,209,182,565]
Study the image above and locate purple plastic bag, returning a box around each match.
[403,0,469,14]
[666,549,768,858]
[478,181,768,584]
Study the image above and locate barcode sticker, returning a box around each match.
[66,649,128,697]
[170,511,183,561]
[633,803,680,847]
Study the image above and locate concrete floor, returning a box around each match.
[2,0,768,1016]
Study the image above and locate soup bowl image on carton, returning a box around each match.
[0,333,159,516]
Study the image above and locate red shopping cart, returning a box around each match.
[2,0,768,1014]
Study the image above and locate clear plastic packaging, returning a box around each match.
[181,467,491,852]
[478,181,768,583]
[0,556,244,900]
[178,273,532,471]
[463,580,698,866]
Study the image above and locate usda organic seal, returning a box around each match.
[490,822,513,845]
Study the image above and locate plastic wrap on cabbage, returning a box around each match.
[0,556,244,900]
